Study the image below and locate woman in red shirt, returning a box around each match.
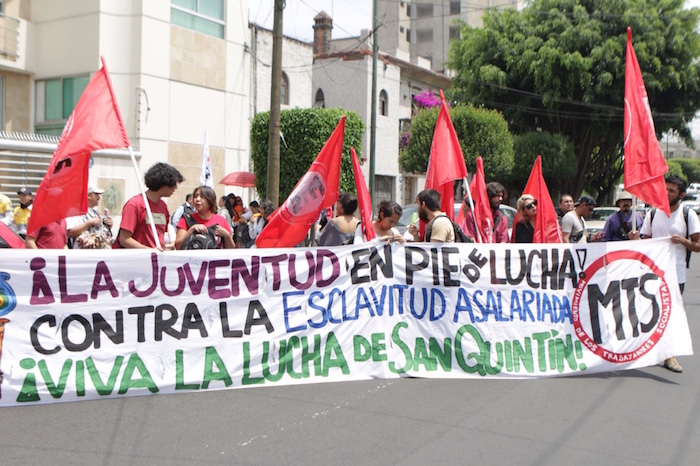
[175,186,235,249]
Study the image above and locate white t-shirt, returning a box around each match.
[561,210,586,243]
[640,206,700,284]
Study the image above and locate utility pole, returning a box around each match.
[267,0,284,207]
[369,0,379,199]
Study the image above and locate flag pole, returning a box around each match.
[463,177,482,243]
[127,146,162,250]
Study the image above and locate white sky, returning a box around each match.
[252,0,373,42]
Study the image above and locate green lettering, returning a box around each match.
[242,342,264,385]
[354,335,372,362]
[322,332,349,376]
[38,359,72,399]
[118,353,159,394]
[86,355,124,395]
[389,322,412,374]
[175,349,200,390]
[202,346,232,388]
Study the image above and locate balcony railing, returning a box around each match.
[0,13,19,59]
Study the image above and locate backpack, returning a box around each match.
[181,214,218,250]
[649,205,692,268]
[235,222,252,245]
[425,215,473,243]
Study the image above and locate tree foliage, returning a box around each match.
[447,0,700,199]
[399,104,514,181]
[668,157,700,183]
[250,108,365,203]
[511,131,577,197]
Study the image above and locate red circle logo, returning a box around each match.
[571,250,671,363]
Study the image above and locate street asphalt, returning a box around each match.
[1,250,699,465]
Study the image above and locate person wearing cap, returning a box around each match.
[601,191,643,242]
[0,184,12,227]
[66,184,114,249]
[12,187,33,238]
[562,195,599,243]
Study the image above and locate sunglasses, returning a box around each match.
[525,200,537,210]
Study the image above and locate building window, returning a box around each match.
[406,3,411,17]
[400,26,404,33]
[417,29,433,42]
[416,4,432,18]
[35,76,89,135]
[281,72,289,105]
[406,28,411,42]
[171,0,225,39]
[314,88,325,108]
[449,25,460,41]
[379,90,388,116]
[450,1,460,15]
[374,175,395,205]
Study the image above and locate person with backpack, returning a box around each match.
[171,193,196,228]
[175,186,235,250]
[414,189,455,243]
[601,191,643,242]
[629,175,700,373]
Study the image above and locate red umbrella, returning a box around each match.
[219,171,256,188]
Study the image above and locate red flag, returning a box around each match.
[425,90,468,219]
[351,147,376,242]
[467,156,494,243]
[28,57,130,235]
[511,155,561,243]
[256,117,346,248]
[0,223,26,248]
[624,27,671,216]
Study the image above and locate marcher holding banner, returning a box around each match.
[175,186,235,250]
[631,175,700,373]
[355,200,405,244]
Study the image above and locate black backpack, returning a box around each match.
[425,215,473,243]
[182,214,218,250]
[235,222,252,245]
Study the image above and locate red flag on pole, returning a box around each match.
[462,156,494,243]
[28,57,130,236]
[255,117,346,248]
[351,147,376,242]
[425,90,468,219]
[624,27,671,216]
[511,155,561,243]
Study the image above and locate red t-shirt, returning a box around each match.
[30,219,67,249]
[177,212,232,248]
[119,194,169,248]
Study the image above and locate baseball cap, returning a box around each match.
[88,184,105,194]
[17,187,32,195]
[574,195,597,207]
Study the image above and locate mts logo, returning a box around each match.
[587,273,660,345]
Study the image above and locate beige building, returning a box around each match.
[0,0,252,216]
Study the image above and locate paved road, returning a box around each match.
[1,257,699,465]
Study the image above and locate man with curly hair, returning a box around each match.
[117,162,184,249]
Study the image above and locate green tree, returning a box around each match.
[399,104,514,180]
[669,157,700,184]
[511,131,577,198]
[448,0,700,199]
[251,108,365,203]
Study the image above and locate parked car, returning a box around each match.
[585,207,618,241]
[682,193,700,214]
[395,202,517,238]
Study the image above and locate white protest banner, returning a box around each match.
[0,238,692,406]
